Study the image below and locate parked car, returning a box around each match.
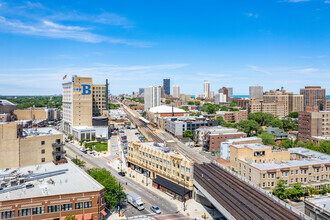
[211,151,215,156]
[150,205,161,214]
[118,171,125,176]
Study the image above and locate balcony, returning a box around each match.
[52,143,64,147]
[53,158,68,165]
[52,150,66,156]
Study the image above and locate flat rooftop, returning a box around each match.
[241,157,328,171]
[312,136,330,141]
[23,127,62,137]
[0,161,103,201]
[306,196,330,213]
[209,132,246,136]
[232,143,270,150]
[226,137,262,143]
[289,147,330,161]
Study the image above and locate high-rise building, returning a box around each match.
[218,87,229,102]
[139,88,145,96]
[226,87,233,98]
[144,85,161,111]
[62,76,109,140]
[298,111,330,141]
[163,78,170,95]
[173,85,180,98]
[249,86,263,100]
[158,85,164,98]
[215,93,227,104]
[300,86,326,111]
[204,80,211,98]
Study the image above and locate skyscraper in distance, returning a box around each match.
[300,86,326,111]
[144,85,161,111]
[163,78,170,95]
[173,85,180,98]
[249,85,263,100]
[204,80,210,98]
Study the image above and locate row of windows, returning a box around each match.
[1,202,93,219]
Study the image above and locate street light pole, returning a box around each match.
[183,177,186,211]
[118,182,121,217]
[146,159,148,186]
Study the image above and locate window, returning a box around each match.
[84,201,92,208]
[1,211,15,219]
[75,202,83,209]
[18,209,31,217]
[101,198,104,205]
[32,207,44,215]
[263,182,265,187]
[48,205,60,213]
[41,141,45,145]
[61,204,72,211]
[263,174,265,178]
[41,158,45,163]
[41,149,45,154]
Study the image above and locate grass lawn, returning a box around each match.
[85,142,108,152]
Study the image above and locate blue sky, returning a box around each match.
[0,0,329,95]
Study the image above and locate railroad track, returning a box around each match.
[194,163,303,220]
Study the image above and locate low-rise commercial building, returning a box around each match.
[165,116,218,138]
[127,142,193,201]
[305,196,330,220]
[13,108,61,121]
[0,161,105,220]
[0,122,66,169]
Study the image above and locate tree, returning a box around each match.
[280,139,293,149]
[241,106,247,110]
[87,168,125,208]
[71,158,86,168]
[318,141,330,154]
[223,122,233,128]
[183,130,194,139]
[142,112,146,117]
[248,112,275,126]
[237,120,261,137]
[282,118,298,131]
[287,112,298,118]
[195,101,201,106]
[229,100,237,107]
[216,116,225,126]
[180,106,189,112]
[188,101,194,105]
[220,105,228,111]
[269,119,283,129]
[272,180,287,200]
[258,132,276,146]
[65,215,77,220]
[166,100,172,104]
[288,183,305,200]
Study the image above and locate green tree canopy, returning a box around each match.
[248,112,275,126]
[183,130,194,139]
[229,100,237,107]
[287,112,298,118]
[269,119,283,129]
[216,116,225,126]
[237,120,261,137]
[87,168,125,209]
[258,132,276,146]
[71,158,86,168]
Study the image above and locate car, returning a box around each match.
[211,152,215,156]
[135,132,139,135]
[150,205,161,214]
[118,171,125,176]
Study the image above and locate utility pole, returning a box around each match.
[118,182,121,216]
[146,159,148,186]
[183,177,186,211]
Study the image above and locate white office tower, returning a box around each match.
[144,85,161,111]
[173,85,180,98]
[249,85,263,100]
[204,80,211,98]
[215,93,227,104]
[210,91,215,98]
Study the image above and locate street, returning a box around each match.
[65,142,178,218]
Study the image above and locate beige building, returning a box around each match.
[238,148,330,191]
[127,142,193,201]
[13,108,60,121]
[249,87,304,118]
[230,142,290,172]
[62,76,108,140]
[0,122,65,169]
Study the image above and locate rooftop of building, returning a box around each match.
[232,143,271,150]
[0,100,16,106]
[312,136,330,141]
[265,126,288,136]
[225,137,262,143]
[195,126,229,131]
[148,105,186,113]
[22,127,62,137]
[240,157,329,171]
[0,161,103,201]
[208,132,246,136]
[306,196,330,213]
[288,147,330,161]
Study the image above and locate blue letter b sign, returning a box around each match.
[81,84,91,95]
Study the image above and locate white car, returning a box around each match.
[150,205,161,214]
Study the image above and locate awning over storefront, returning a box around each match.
[101,210,107,216]
[153,176,189,196]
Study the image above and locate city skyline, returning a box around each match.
[1,0,330,95]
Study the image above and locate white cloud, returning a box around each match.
[324,0,330,3]
[0,16,153,47]
[295,68,319,73]
[285,0,310,2]
[246,65,272,75]
[246,13,259,18]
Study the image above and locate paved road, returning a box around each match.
[65,143,178,218]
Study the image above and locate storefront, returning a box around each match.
[152,176,191,202]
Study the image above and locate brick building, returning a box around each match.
[297,111,330,141]
[206,132,247,152]
[215,110,247,123]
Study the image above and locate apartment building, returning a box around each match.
[300,86,326,111]
[218,87,229,102]
[127,142,193,201]
[165,116,218,138]
[238,148,330,191]
[220,137,263,160]
[214,93,227,104]
[0,161,105,220]
[230,142,290,172]
[144,85,161,111]
[249,100,287,118]
[0,122,65,169]
[62,76,109,140]
[298,111,330,141]
[204,80,211,98]
[13,108,60,121]
[249,85,263,100]
[215,110,247,123]
[194,126,236,146]
[236,98,250,108]
[206,132,247,152]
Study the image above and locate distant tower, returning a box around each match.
[163,78,170,95]
[249,85,263,100]
[173,85,180,98]
[204,80,211,98]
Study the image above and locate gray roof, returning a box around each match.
[0,100,16,106]
[306,196,330,213]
